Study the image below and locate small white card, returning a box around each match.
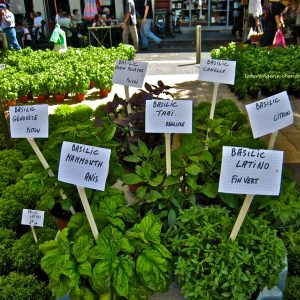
[113,59,148,88]
[58,142,111,191]
[218,146,283,196]
[0,64,5,70]
[145,100,193,133]
[9,105,49,138]
[198,58,236,85]
[21,209,44,227]
[246,91,293,138]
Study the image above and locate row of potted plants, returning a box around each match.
[211,43,300,100]
[0,85,299,298]
[0,45,135,105]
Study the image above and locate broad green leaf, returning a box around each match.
[164,175,180,186]
[152,244,172,259]
[113,260,129,297]
[62,260,80,288]
[107,216,125,231]
[168,209,176,228]
[41,249,70,281]
[120,237,135,254]
[201,182,218,198]
[185,164,203,175]
[128,214,162,245]
[122,173,144,185]
[202,150,214,164]
[39,240,57,253]
[142,164,152,180]
[72,235,94,263]
[138,139,149,157]
[149,174,164,187]
[136,249,170,291]
[78,261,92,276]
[49,276,71,297]
[123,155,142,163]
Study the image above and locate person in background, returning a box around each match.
[71,9,82,28]
[122,0,139,51]
[21,20,33,48]
[57,12,73,45]
[139,0,162,50]
[102,7,112,25]
[92,13,107,27]
[32,11,44,41]
[0,3,21,50]
[260,0,286,46]
[248,0,263,32]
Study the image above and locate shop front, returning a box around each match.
[170,0,235,28]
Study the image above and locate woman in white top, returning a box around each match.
[248,0,263,33]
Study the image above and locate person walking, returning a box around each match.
[140,0,162,50]
[0,3,21,50]
[121,0,139,51]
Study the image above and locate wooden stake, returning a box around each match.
[209,82,220,120]
[124,86,132,114]
[205,82,220,150]
[268,131,278,150]
[31,225,38,244]
[27,138,76,214]
[165,133,172,176]
[230,194,255,241]
[77,186,99,241]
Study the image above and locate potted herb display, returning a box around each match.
[17,73,32,104]
[165,206,287,300]
[30,72,50,103]
[70,67,90,102]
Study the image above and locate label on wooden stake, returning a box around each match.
[198,58,236,85]
[113,60,147,88]
[246,91,293,138]
[21,209,44,227]
[145,99,193,133]
[58,142,111,191]
[9,105,48,138]
[218,146,283,195]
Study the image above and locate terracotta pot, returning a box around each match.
[89,81,95,89]
[128,183,140,194]
[27,91,33,100]
[37,95,47,103]
[19,95,28,103]
[75,93,85,102]
[54,94,65,102]
[54,218,68,230]
[100,89,109,98]
[6,100,16,106]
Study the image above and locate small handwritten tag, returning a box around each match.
[145,100,193,133]
[9,105,49,138]
[198,58,236,85]
[218,146,283,196]
[113,59,148,88]
[21,209,44,227]
[246,91,293,138]
[58,142,111,191]
[0,64,5,70]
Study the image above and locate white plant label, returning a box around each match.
[198,58,236,85]
[113,59,148,88]
[58,141,111,191]
[218,146,283,196]
[145,100,193,133]
[9,105,48,138]
[246,91,293,138]
[21,209,44,227]
[0,64,5,70]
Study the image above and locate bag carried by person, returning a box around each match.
[273,29,286,47]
